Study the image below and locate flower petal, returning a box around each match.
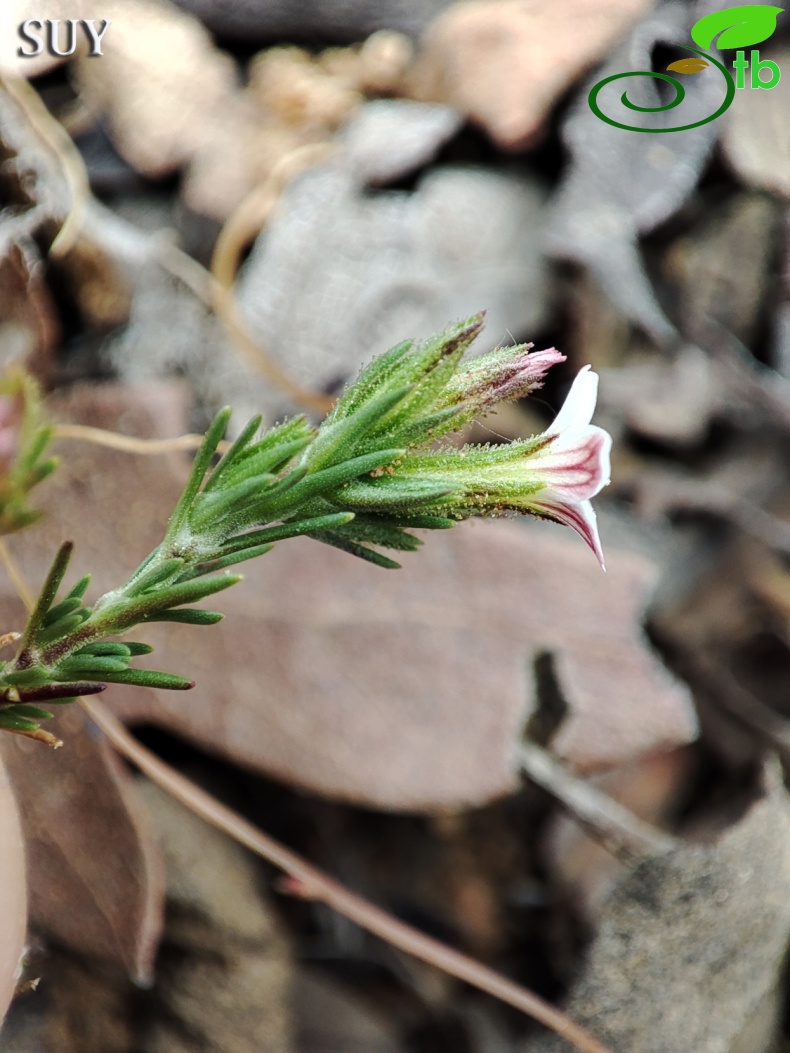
[531,496,606,570]
[550,365,598,435]
[535,425,612,502]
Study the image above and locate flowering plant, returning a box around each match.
[0,315,611,745]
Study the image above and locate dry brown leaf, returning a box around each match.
[71,0,283,219]
[544,746,695,922]
[601,346,726,448]
[73,0,242,178]
[0,707,165,982]
[71,1,400,220]
[408,0,652,149]
[526,765,790,1053]
[0,754,26,1027]
[0,382,696,815]
[662,193,783,354]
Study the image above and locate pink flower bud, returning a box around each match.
[446,344,567,410]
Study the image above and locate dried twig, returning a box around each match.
[52,423,225,456]
[211,142,336,290]
[517,741,679,864]
[80,697,615,1053]
[685,654,790,763]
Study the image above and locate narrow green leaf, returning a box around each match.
[7,704,53,720]
[125,642,155,656]
[0,713,39,731]
[41,596,83,628]
[2,667,50,687]
[209,432,312,493]
[189,473,275,533]
[313,532,402,569]
[141,609,223,625]
[186,543,272,576]
[35,612,89,648]
[306,385,412,472]
[165,407,231,538]
[124,557,186,597]
[110,573,241,627]
[338,478,456,511]
[65,575,91,601]
[398,515,456,529]
[330,339,414,421]
[19,424,52,472]
[56,655,130,678]
[200,414,262,494]
[267,449,405,516]
[201,464,312,538]
[95,669,194,690]
[29,457,58,485]
[19,541,73,650]
[74,642,132,657]
[391,406,468,448]
[219,511,355,555]
[330,519,423,552]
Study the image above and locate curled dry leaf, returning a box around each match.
[0,753,26,1027]
[526,765,790,1053]
[407,0,652,149]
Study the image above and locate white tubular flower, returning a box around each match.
[526,366,612,568]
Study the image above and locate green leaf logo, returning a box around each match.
[691,4,783,50]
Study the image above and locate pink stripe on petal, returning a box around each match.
[531,496,606,570]
[535,426,612,501]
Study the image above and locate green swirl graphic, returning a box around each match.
[588,45,735,132]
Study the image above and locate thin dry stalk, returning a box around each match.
[80,697,615,1053]
[52,424,225,456]
[517,741,679,864]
